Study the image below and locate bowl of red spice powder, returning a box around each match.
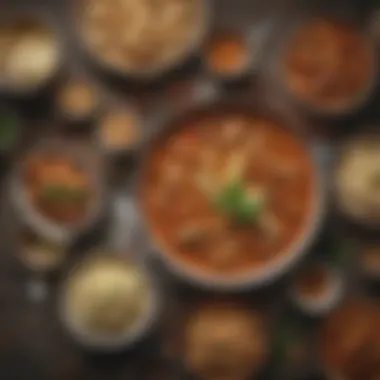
[203,30,252,81]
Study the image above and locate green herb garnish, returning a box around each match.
[40,183,87,206]
[0,112,18,151]
[214,179,265,224]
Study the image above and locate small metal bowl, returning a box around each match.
[95,104,142,157]
[290,262,345,317]
[201,29,253,83]
[269,16,378,119]
[59,254,160,352]
[56,76,103,126]
[9,138,107,245]
[73,0,210,81]
[0,13,63,98]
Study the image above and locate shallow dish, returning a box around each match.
[137,99,325,291]
[290,262,344,316]
[59,254,160,352]
[271,16,378,119]
[10,139,106,245]
[0,13,63,97]
[74,0,210,81]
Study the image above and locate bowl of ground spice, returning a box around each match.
[203,30,252,81]
[291,262,344,316]
[57,77,102,125]
[96,106,141,156]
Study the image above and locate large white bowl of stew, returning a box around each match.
[138,101,324,290]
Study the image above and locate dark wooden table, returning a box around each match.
[0,0,375,379]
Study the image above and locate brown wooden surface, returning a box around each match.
[0,0,376,380]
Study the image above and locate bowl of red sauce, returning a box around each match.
[274,17,377,118]
[203,30,252,81]
[138,100,325,290]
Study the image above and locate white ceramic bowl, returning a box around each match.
[9,138,106,245]
[137,99,326,291]
[59,255,160,352]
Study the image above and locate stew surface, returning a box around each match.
[284,19,373,110]
[141,112,317,276]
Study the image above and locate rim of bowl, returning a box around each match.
[9,138,107,245]
[0,12,64,96]
[332,130,380,230]
[73,0,211,80]
[59,254,160,351]
[290,264,345,316]
[136,98,326,291]
[270,16,378,119]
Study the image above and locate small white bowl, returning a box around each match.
[291,264,344,316]
[0,13,63,97]
[59,255,160,352]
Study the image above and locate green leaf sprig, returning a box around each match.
[40,183,87,206]
[214,179,265,225]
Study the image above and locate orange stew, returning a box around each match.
[26,155,91,224]
[284,19,373,110]
[141,112,316,276]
